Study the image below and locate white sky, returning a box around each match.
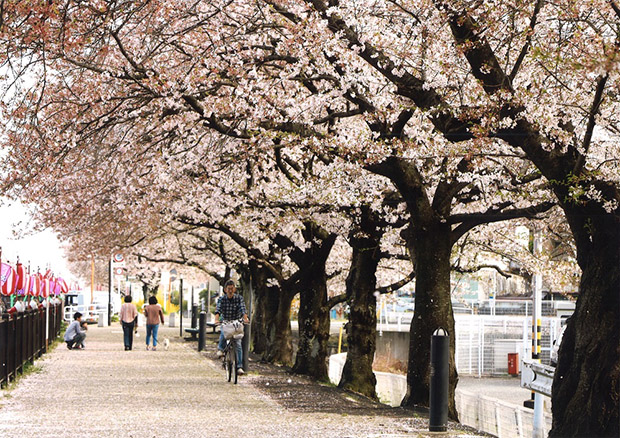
[0,199,73,280]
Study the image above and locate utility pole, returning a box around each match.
[91,255,95,304]
[179,277,183,337]
[532,229,544,438]
[108,257,112,326]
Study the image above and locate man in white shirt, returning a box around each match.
[64,312,87,350]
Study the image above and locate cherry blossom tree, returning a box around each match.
[1,1,616,432]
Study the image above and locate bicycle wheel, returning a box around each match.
[225,345,234,382]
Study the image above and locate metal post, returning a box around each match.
[429,327,449,432]
[179,278,183,338]
[108,258,112,326]
[191,304,197,329]
[44,295,49,351]
[198,312,206,352]
[206,283,210,315]
[530,229,544,438]
[243,323,250,371]
[91,256,95,304]
[242,277,253,371]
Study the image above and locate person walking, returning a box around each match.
[119,295,138,351]
[144,296,164,350]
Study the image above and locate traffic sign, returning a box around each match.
[112,253,125,267]
[114,267,125,276]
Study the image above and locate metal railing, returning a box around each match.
[64,304,102,323]
[456,389,552,438]
[454,315,564,376]
[0,303,63,386]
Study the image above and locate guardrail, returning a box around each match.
[0,303,63,386]
[521,360,554,397]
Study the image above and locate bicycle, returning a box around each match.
[220,319,244,384]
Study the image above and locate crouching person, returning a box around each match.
[65,312,87,350]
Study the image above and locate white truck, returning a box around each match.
[64,291,121,323]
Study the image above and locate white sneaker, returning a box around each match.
[216,350,224,358]
[237,368,245,375]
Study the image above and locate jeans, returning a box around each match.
[218,330,243,368]
[67,332,86,349]
[146,324,159,347]
[122,321,135,349]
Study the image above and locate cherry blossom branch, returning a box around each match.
[453,264,512,279]
[176,215,286,283]
[450,201,556,243]
[509,0,544,82]
[609,0,620,19]
[133,252,213,276]
[325,293,347,308]
[375,270,416,294]
[574,74,609,175]
[325,270,416,309]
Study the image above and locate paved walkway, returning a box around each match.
[0,324,486,438]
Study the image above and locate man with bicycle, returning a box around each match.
[215,279,249,374]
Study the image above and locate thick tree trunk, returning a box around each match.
[292,222,336,380]
[550,213,620,438]
[251,282,268,355]
[249,262,294,365]
[263,289,294,366]
[249,262,271,355]
[293,267,331,379]
[401,223,459,420]
[339,208,383,398]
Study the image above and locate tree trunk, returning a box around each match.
[401,222,459,420]
[550,213,620,438]
[249,262,294,365]
[293,271,331,379]
[264,289,294,366]
[251,285,268,355]
[249,262,270,355]
[292,222,336,380]
[339,207,383,398]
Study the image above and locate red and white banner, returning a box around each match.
[0,261,71,297]
[1,263,17,296]
[30,274,41,297]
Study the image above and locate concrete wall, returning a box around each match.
[375,330,410,364]
[328,353,552,438]
[329,352,406,406]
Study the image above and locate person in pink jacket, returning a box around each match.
[119,295,138,350]
[143,295,164,350]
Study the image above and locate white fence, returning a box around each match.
[456,389,552,438]
[376,307,566,376]
[454,315,564,376]
[329,353,553,438]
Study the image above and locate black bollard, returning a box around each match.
[191,304,198,328]
[198,312,206,352]
[429,327,449,432]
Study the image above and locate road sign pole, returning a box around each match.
[108,258,112,325]
[179,278,183,337]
